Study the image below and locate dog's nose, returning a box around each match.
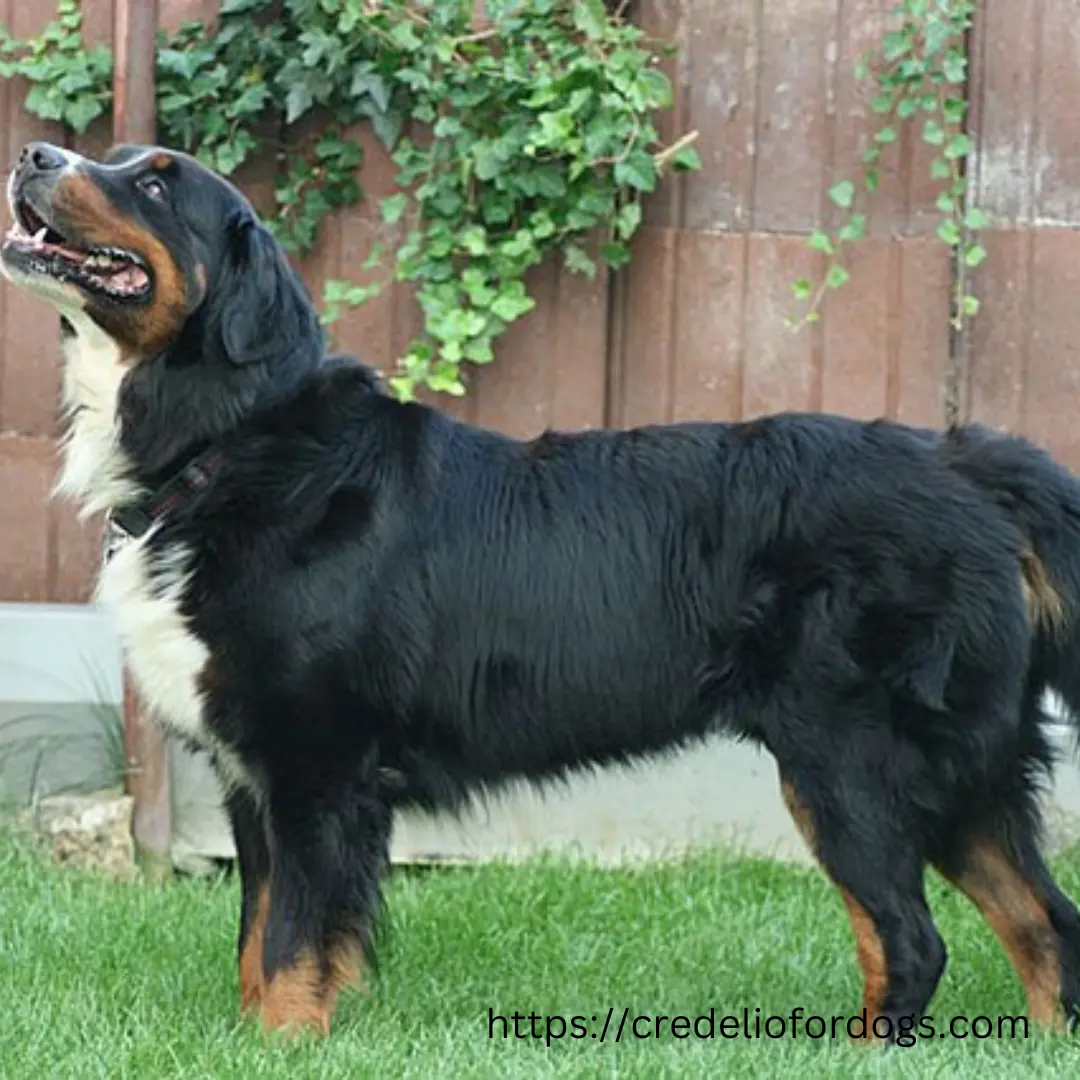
[19,142,67,173]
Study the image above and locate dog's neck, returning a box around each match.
[54,310,145,519]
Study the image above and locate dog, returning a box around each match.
[4,140,1080,1042]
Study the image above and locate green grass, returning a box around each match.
[2,831,1079,1079]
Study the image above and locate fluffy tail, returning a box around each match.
[943,424,1080,724]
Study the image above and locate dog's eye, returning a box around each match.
[138,175,168,202]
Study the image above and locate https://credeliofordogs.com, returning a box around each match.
[487,1006,1032,1048]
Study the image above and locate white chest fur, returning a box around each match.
[53,308,143,515]
[95,532,252,796]
[96,533,209,744]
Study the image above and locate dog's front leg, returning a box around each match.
[256,778,392,1035]
[223,787,272,1013]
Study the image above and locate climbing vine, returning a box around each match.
[790,0,984,332]
[0,0,700,401]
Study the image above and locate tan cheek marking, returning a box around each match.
[50,173,189,355]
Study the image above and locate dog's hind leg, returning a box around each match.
[932,782,1080,1033]
[779,769,947,1044]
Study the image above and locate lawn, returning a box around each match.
[1,830,1079,1079]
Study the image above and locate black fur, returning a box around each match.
[18,146,1080,1038]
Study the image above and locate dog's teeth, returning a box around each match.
[32,227,47,244]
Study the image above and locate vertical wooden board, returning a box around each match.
[51,499,104,604]
[609,225,678,428]
[1020,230,1080,469]
[829,0,942,238]
[466,261,558,438]
[741,234,821,417]
[964,230,1032,432]
[328,126,400,372]
[160,0,218,34]
[547,257,609,432]
[829,0,898,236]
[635,0,690,230]
[465,250,608,438]
[0,436,52,602]
[71,0,113,160]
[1031,0,1080,225]
[672,0,758,233]
[969,0,1044,226]
[667,231,745,422]
[750,0,838,233]
[0,2,67,437]
[819,239,891,418]
[892,238,950,427]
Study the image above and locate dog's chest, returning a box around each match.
[96,531,211,749]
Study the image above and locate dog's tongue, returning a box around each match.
[101,265,150,294]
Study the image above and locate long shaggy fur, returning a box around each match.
[5,141,1080,1041]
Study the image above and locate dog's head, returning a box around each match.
[0,141,324,478]
[1,140,322,364]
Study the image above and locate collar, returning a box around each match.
[109,447,226,539]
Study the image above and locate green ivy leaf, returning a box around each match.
[828,180,856,209]
[838,214,867,242]
[564,244,598,280]
[285,82,314,124]
[964,243,988,267]
[65,94,104,133]
[616,201,642,240]
[490,287,536,322]
[825,264,850,289]
[937,220,961,245]
[600,240,632,269]
[572,0,609,41]
[670,144,702,172]
[944,133,973,160]
[922,119,945,146]
[613,150,657,192]
[380,193,408,225]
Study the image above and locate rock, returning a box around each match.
[19,789,136,881]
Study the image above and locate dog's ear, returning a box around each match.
[212,206,322,368]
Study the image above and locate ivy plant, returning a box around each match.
[790,0,984,332]
[0,0,700,402]
[314,0,700,400]
[0,0,112,133]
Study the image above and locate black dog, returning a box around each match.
[4,140,1080,1040]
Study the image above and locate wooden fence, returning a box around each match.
[1,0,1079,609]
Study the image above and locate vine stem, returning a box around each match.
[653,129,699,171]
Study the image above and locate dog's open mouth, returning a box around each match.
[2,196,151,301]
